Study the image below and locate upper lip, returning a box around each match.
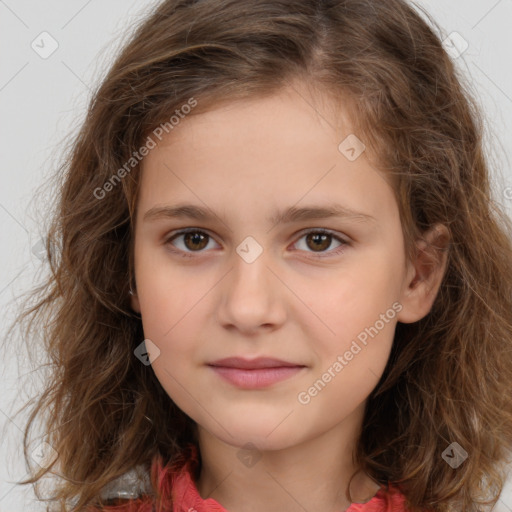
[208,357,305,369]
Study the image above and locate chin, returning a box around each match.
[204,420,308,453]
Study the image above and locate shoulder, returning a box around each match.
[83,463,155,511]
[99,464,153,502]
[86,444,202,511]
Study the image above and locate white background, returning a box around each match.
[1,0,511,510]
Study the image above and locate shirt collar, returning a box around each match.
[153,444,408,512]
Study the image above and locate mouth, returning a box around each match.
[207,357,307,389]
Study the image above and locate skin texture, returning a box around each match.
[130,83,449,512]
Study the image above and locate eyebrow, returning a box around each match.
[143,203,377,226]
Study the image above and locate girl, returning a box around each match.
[8,0,512,511]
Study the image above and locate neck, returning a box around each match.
[195,403,381,512]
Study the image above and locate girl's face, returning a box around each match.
[131,85,427,450]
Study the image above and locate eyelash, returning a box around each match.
[163,228,350,259]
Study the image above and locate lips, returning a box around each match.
[208,357,305,370]
[207,357,307,389]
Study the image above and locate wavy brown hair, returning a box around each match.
[5,0,512,510]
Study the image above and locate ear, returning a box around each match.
[397,223,450,324]
[130,286,141,314]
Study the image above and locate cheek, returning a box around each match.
[296,267,400,413]
[134,260,204,391]
[144,320,203,416]
[135,249,211,339]
[296,253,402,346]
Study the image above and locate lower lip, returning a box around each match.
[209,366,305,389]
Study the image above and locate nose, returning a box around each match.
[215,246,287,334]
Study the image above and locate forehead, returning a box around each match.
[157,83,354,150]
[136,85,397,227]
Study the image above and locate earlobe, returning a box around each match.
[397,223,450,324]
[129,287,141,313]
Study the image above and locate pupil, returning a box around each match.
[185,232,207,250]
[308,233,330,251]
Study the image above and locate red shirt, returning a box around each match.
[91,445,410,512]
[167,461,409,512]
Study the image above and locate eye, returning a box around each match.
[164,229,219,257]
[291,228,349,258]
[164,228,349,258]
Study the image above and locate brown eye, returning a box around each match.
[293,229,348,258]
[165,229,217,256]
[305,232,332,252]
[182,231,209,251]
